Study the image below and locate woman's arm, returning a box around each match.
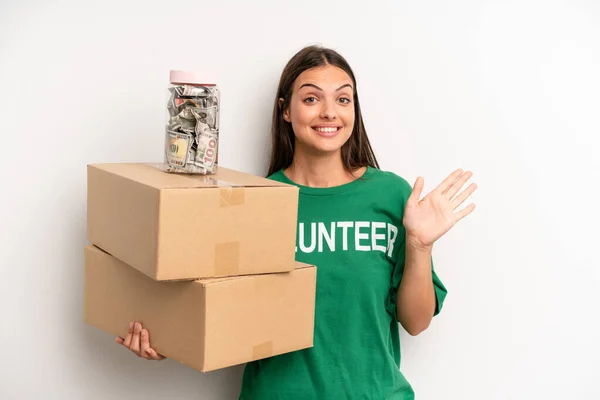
[396,169,476,334]
[396,235,436,336]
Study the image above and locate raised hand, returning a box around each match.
[402,169,477,249]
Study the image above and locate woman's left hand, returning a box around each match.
[402,169,477,249]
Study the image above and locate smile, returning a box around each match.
[313,126,341,132]
[313,126,342,136]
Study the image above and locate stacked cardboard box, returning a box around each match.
[84,163,316,372]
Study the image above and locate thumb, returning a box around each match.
[407,177,424,206]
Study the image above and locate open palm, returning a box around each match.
[403,169,477,248]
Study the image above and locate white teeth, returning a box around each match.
[315,127,339,133]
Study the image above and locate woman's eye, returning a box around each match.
[339,97,351,104]
[303,97,317,103]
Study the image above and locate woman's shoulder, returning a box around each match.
[266,170,284,181]
[367,167,413,198]
[266,169,293,185]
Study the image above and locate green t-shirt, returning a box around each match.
[239,166,447,400]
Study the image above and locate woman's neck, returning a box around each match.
[284,149,366,188]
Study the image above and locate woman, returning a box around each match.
[117,45,477,399]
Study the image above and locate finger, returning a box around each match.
[116,337,124,345]
[434,169,464,194]
[130,322,142,356]
[407,177,424,205]
[454,203,476,222]
[444,171,473,199]
[451,183,478,210]
[145,348,166,361]
[140,329,152,359]
[123,321,134,348]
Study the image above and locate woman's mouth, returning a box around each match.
[312,126,342,137]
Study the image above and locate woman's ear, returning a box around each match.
[279,98,291,122]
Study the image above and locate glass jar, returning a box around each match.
[164,70,220,174]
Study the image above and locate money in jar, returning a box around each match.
[164,70,220,174]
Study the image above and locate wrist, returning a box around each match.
[406,234,433,254]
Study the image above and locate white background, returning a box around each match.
[1,0,599,398]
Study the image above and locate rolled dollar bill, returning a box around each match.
[178,115,197,133]
[179,107,196,120]
[194,118,211,137]
[181,84,211,98]
[164,164,208,174]
[166,116,181,131]
[176,98,200,109]
[190,106,218,130]
[167,89,179,117]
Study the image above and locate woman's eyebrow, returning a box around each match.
[299,83,353,92]
[335,84,353,92]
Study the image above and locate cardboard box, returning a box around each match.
[87,163,299,281]
[84,245,316,372]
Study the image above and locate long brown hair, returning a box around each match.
[267,45,380,176]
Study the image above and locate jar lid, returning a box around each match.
[169,70,216,85]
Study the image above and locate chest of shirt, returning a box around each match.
[292,194,404,297]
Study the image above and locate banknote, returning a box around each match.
[163,164,208,174]
[165,130,193,168]
[190,106,218,130]
[178,114,197,133]
[176,98,200,108]
[194,131,218,172]
[181,84,211,98]
[167,89,178,117]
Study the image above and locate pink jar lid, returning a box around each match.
[169,70,216,85]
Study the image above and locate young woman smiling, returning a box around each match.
[117,45,477,400]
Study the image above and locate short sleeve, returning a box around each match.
[386,225,448,321]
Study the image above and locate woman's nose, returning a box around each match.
[319,99,337,120]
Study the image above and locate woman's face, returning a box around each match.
[283,65,355,155]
